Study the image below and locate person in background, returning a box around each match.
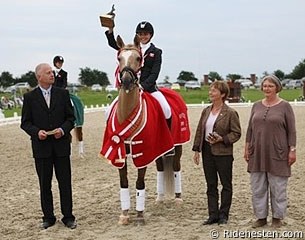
[244,75,296,228]
[52,55,85,158]
[20,63,77,230]
[53,55,68,89]
[192,80,241,225]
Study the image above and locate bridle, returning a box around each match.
[117,46,142,91]
[119,66,139,84]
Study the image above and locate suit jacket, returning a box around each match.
[105,31,162,93]
[20,86,75,158]
[53,69,68,88]
[192,104,241,156]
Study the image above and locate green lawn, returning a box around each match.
[1,87,304,118]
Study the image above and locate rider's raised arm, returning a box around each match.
[105,30,120,50]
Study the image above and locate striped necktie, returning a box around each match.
[44,91,50,108]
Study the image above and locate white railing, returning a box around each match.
[1,100,305,126]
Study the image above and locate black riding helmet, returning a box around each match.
[53,55,64,66]
[135,21,154,37]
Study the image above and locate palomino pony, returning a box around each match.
[70,93,85,158]
[100,35,190,226]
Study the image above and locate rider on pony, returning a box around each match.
[105,21,175,157]
[103,17,190,224]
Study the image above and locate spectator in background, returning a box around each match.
[53,55,68,89]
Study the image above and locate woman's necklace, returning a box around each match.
[212,104,223,114]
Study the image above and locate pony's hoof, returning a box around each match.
[134,217,145,226]
[175,198,183,206]
[155,195,164,204]
[118,214,129,225]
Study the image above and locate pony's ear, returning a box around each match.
[133,34,140,49]
[116,35,125,48]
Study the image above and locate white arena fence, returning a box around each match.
[1,100,305,126]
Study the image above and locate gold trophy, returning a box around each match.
[99,4,115,28]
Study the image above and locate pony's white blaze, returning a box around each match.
[121,51,133,66]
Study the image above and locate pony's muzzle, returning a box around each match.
[121,76,133,91]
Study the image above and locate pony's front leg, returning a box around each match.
[135,167,147,226]
[118,164,130,225]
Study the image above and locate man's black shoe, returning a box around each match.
[41,221,55,229]
[64,220,77,229]
[202,218,219,225]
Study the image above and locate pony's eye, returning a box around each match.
[136,57,141,62]
[117,57,121,62]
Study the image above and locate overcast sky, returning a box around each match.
[1,0,305,84]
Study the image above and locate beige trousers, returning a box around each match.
[250,172,288,219]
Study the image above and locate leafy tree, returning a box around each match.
[273,70,285,80]
[177,71,197,82]
[226,74,242,82]
[261,71,269,77]
[79,67,110,86]
[0,71,14,87]
[286,59,305,79]
[208,71,222,81]
[17,71,37,87]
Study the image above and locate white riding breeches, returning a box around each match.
[151,91,171,119]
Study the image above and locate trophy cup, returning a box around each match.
[99,4,115,28]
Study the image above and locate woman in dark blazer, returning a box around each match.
[192,81,241,225]
[21,63,76,229]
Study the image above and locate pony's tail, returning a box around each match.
[163,156,175,199]
[163,145,183,199]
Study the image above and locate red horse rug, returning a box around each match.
[100,90,190,169]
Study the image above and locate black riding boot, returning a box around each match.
[165,117,175,156]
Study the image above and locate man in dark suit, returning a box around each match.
[21,63,77,229]
[53,55,68,88]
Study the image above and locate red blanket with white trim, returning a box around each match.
[100,92,175,168]
[159,88,191,145]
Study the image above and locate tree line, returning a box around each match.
[1,59,305,88]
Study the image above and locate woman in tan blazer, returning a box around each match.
[192,80,241,225]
